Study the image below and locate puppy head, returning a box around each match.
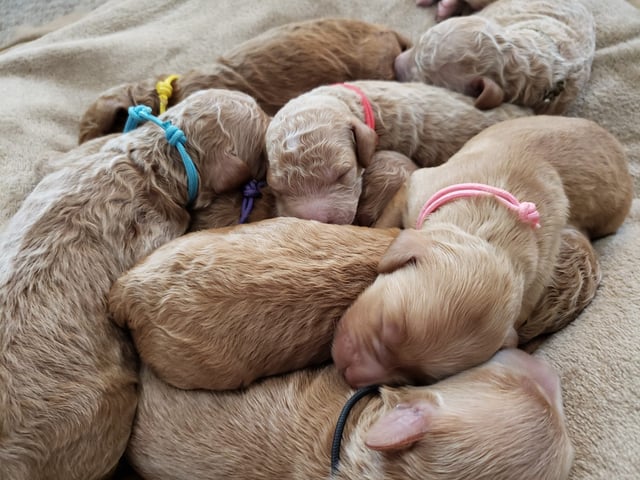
[332,227,522,387]
[394,16,507,109]
[266,95,377,224]
[363,349,574,480]
[163,88,270,204]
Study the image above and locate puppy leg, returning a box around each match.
[78,78,160,143]
[356,151,418,227]
[518,226,601,344]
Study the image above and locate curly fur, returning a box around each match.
[398,0,596,113]
[266,80,531,224]
[519,225,602,343]
[126,349,574,480]
[108,217,399,390]
[0,89,268,480]
[78,18,410,143]
[332,116,633,387]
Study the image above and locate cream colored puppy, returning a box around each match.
[126,349,574,480]
[397,0,595,114]
[333,116,632,387]
[0,89,268,480]
[266,80,530,224]
[109,217,399,390]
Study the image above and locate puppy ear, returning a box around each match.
[211,153,252,193]
[365,400,436,451]
[470,76,505,110]
[377,229,427,274]
[351,118,378,167]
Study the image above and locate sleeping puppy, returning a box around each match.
[266,80,530,224]
[127,349,574,480]
[187,151,419,232]
[78,18,410,143]
[109,217,399,391]
[0,89,268,480]
[397,0,595,114]
[332,116,632,388]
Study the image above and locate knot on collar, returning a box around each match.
[239,179,266,224]
[164,124,186,147]
[515,201,541,227]
[124,104,199,206]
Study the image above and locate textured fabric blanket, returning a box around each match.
[0,1,638,478]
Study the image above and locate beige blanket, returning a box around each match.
[0,1,638,478]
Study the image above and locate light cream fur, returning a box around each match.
[266,80,530,224]
[332,116,632,387]
[397,0,595,114]
[109,217,399,390]
[0,88,268,480]
[78,18,410,143]
[126,349,573,480]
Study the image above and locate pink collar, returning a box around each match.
[334,83,376,131]
[415,183,541,230]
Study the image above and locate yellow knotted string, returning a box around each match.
[155,74,180,114]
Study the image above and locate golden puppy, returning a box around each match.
[109,217,399,390]
[397,0,595,113]
[0,89,268,480]
[332,116,632,387]
[78,18,410,143]
[266,80,530,224]
[126,349,574,480]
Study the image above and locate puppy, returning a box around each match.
[109,217,399,390]
[266,80,530,224]
[126,348,574,480]
[397,0,596,114]
[0,89,268,480]
[332,116,632,387]
[78,18,410,143]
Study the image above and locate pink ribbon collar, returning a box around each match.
[415,182,541,230]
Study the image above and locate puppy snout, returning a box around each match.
[333,329,388,388]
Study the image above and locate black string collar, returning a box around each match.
[330,384,380,476]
